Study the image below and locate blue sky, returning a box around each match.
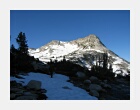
[10,10,130,62]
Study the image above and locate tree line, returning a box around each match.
[10,32,129,81]
[10,32,35,75]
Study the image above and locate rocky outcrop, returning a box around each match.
[10,81,47,100]
[100,82,112,89]
[89,76,100,84]
[89,84,102,92]
[84,80,91,86]
[27,80,41,90]
[89,76,98,82]
[89,90,99,97]
[71,34,107,51]
[76,71,86,79]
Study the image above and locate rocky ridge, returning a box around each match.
[28,34,130,76]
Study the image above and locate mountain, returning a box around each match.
[28,34,130,76]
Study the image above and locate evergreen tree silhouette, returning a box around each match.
[103,53,108,69]
[14,32,33,72]
[109,63,113,72]
[10,44,18,75]
[16,32,28,55]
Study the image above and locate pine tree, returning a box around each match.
[16,32,28,55]
[10,44,18,75]
[14,32,34,72]
[99,55,101,67]
[63,56,66,62]
[95,55,98,67]
[10,44,17,54]
[103,53,108,69]
[109,63,113,72]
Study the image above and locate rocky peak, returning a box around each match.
[84,34,100,42]
[28,34,130,76]
[70,34,106,50]
[47,40,60,45]
[75,34,100,43]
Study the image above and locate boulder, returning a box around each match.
[89,84,102,92]
[76,72,86,79]
[100,82,112,89]
[89,90,99,97]
[27,80,41,90]
[84,80,91,86]
[89,76,100,84]
[89,76,98,82]
[10,80,47,100]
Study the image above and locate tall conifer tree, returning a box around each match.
[16,32,28,55]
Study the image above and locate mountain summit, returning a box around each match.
[28,34,130,76]
[76,34,100,43]
[70,34,106,50]
[73,34,99,43]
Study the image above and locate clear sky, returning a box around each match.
[10,10,130,62]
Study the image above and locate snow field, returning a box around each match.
[10,72,98,100]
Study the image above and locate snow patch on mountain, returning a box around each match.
[28,34,130,76]
[113,57,123,64]
[29,42,79,59]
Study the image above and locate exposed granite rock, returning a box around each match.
[84,80,91,86]
[89,84,102,92]
[89,90,99,97]
[27,80,41,90]
[76,71,86,79]
[10,81,47,100]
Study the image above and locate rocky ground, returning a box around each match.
[10,72,130,100]
[10,79,47,100]
[68,72,130,100]
[102,78,130,100]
